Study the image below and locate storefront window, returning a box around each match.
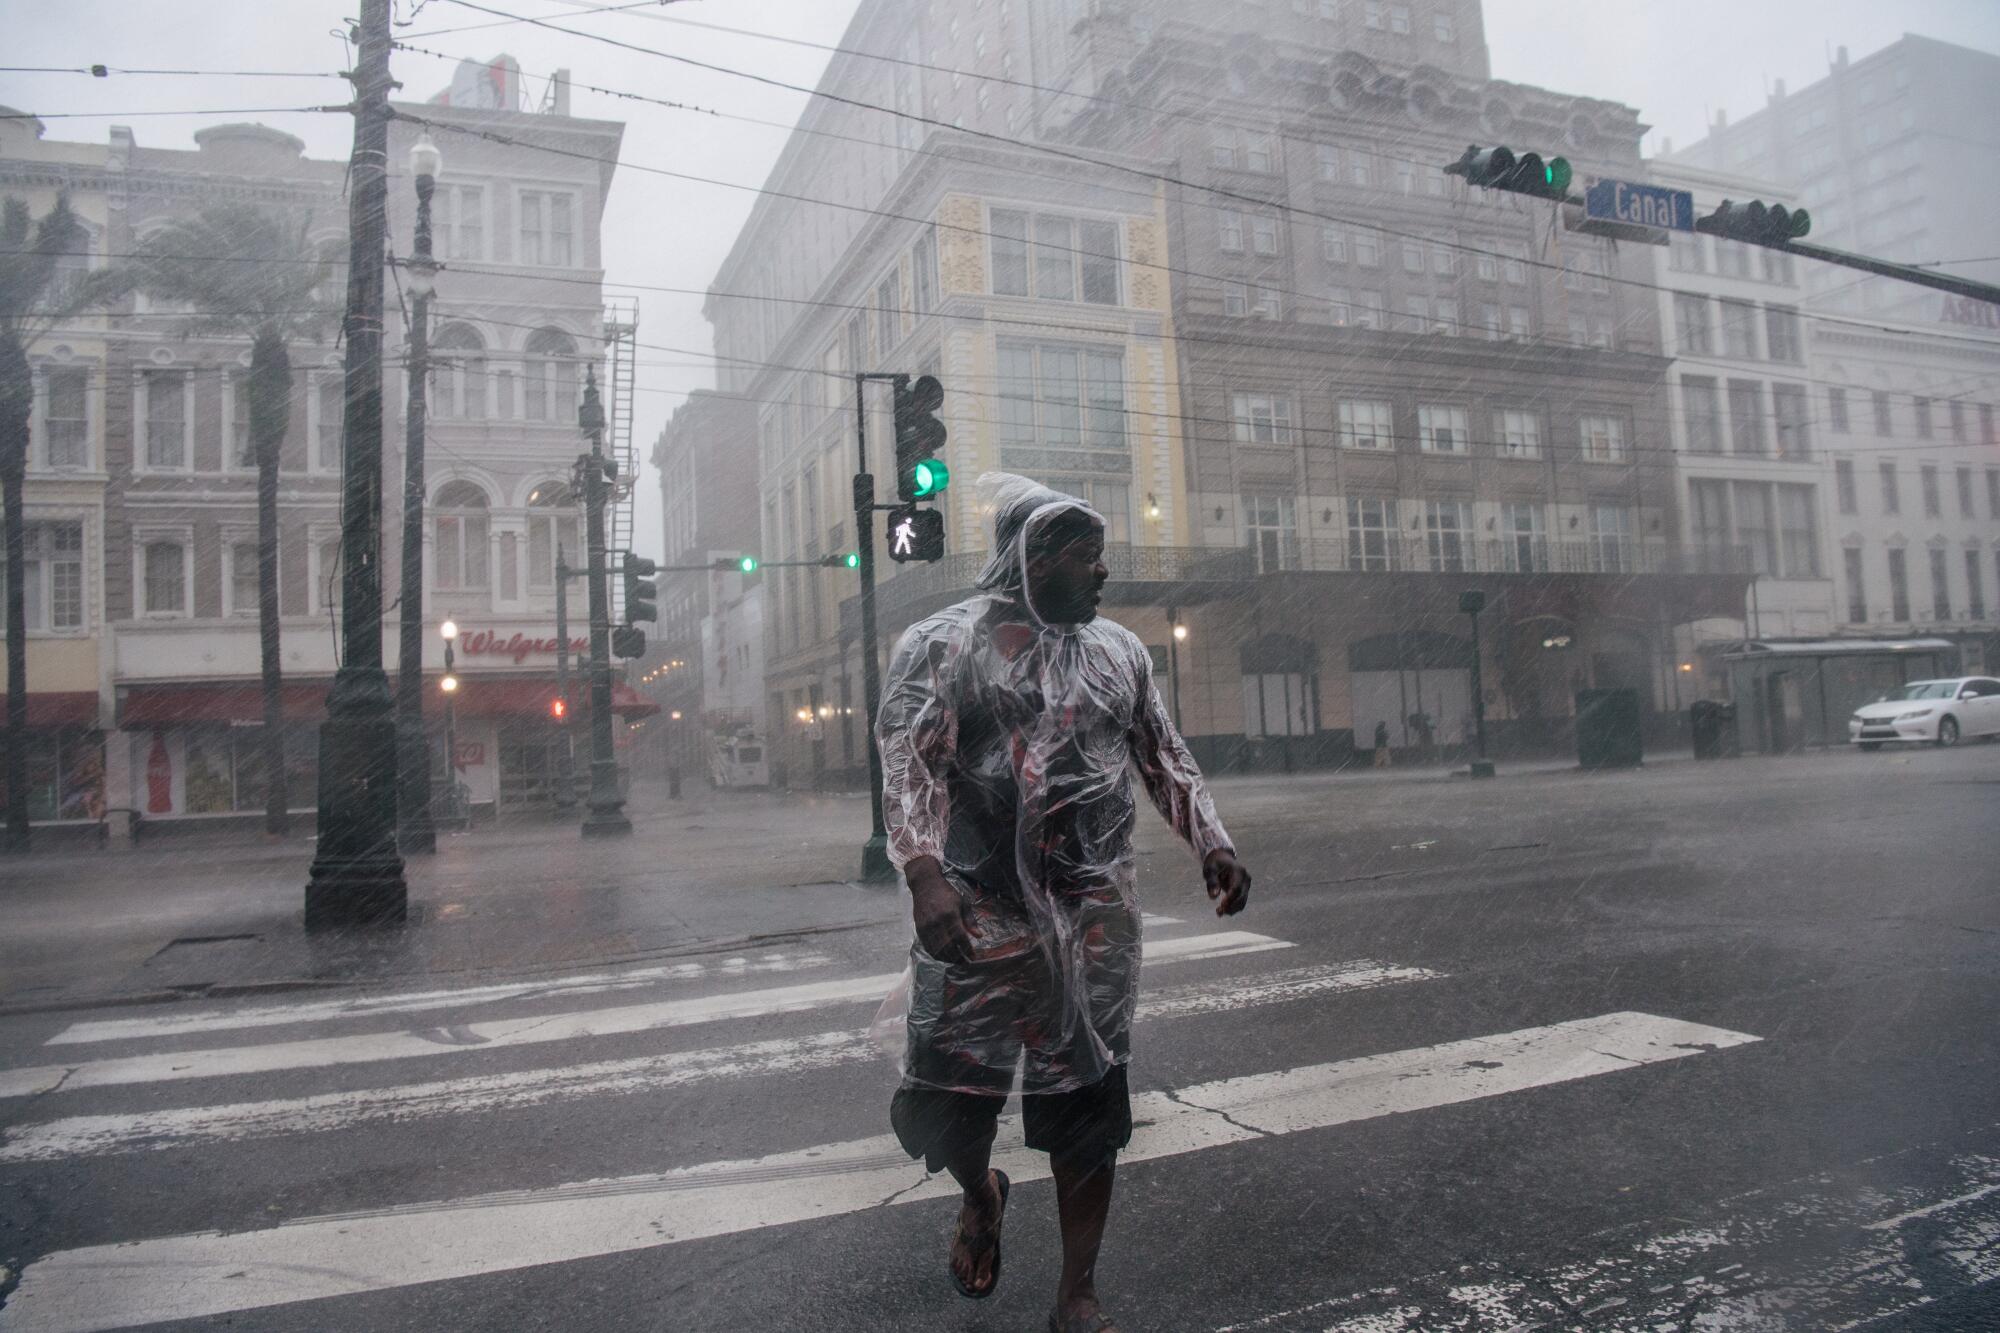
[0,730,106,821]
[183,724,289,814]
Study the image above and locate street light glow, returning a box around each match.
[439,619,458,640]
[440,674,458,693]
[1172,624,1188,642]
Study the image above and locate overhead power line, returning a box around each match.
[0,65,345,79]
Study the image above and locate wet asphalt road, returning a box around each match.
[1,743,1997,1331]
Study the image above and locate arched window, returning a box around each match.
[523,327,579,423]
[433,481,490,590]
[525,480,579,590]
[431,323,486,420]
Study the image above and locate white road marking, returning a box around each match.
[3,1011,1757,1331]
[0,930,1293,1100]
[44,951,837,1046]
[0,960,1437,1163]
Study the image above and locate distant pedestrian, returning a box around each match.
[874,473,1250,1333]
[1373,720,1392,768]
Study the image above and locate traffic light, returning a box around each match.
[1695,199,1811,245]
[820,551,861,569]
[611,626,647,659]
[620,555,658,627]
[887,505,946,563]
[551,696,567,720]
[715,554,759,574]
[893,374,949,503]
[1445,144,1573,200]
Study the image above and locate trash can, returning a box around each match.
[1576,688,1644,769]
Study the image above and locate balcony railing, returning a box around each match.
[1256,537,1733,577]
[870,544,1255,624]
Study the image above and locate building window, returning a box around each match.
[1327,286,1352,326]
[1243,495,1298,572]
[1580,414,1627,463]
[1500,502,1546,572]
[1423,500,1472,572]
[1506,305,1531,337]
[1929,547,1951,620]
[1674,293,1712,356]
[1337,399,1394,450]
[875,273,900,353]
[526,483,579,591]
[1315,144,1339,181]
[1844,547,1867,623]
[1988,468,2000,519]
[1982,404,1995,444]
[517,190,575,267]
[1669,231,1705,273]
[998,341,1126,453]
[1872,391,1893,436]
[1827,386,1849,433]
[1,521,85,632]
[1772,384,1811,459]
[912,229,938,313]
[141,539,187,616]
[1231,392,1295,446]
[522,327,579,424]
[1718,299,1759,359]
[41,366,88,468]
[315,536,342,616]
[1388,5,1411,34]
[1251,215,1281,256]
[1493,410,1541,459]
[1967,550,1986,621]
[1689,479,1731,568]
[1887,548,1910,620]
[1245,135,1275,173]
[1346,496,1396,571]
[431,323,487,421]
[1835,459,1857,514]
[142,370,187,469]
[1727,380,1766,456]
[1218,211,1244,253]
[1879,462,1900,514]
[1918,464,1940,518]
[1321,226,1347,265]
[1046,478,1133,545]
[226,539,261,618]
[1402,241,1425,274]
[1417,404,1468,454]
[1364,1,1385,28]
[1764,306,1801,362]
[1587,506,1633,573]
[433,481,491,591]
[1778,484,1820,577]
[1352,290,1384,329]
[1913,396,1933,439]
[1433,10,1455,40]
[1209,135,1237,170]
[989,209,1118,305]
[1681,376,1722,455]
[435,184,485,261]
[1957,466,1976,519]
[1715,239,1750,279]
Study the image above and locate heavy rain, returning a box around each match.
[2,1,1999,1328]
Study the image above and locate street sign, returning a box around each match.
[1584,179,1694,233]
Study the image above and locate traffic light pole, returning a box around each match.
[578,370,631,839]
[1772,241,2000,305]
[553,549,577,820]
[853,371,903,883]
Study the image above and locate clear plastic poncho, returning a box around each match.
[871,474,1233,1096]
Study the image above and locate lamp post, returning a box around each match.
[439,619,462,826]
[1168,614,1188,731]
[1460,589,1496,778]
[577,369,632,837]
[305,0,406,928]
[396,132,443,855]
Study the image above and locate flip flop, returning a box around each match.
[1047,1307,1119,1333]
[949,1168,1010,1299]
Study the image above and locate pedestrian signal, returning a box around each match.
[887,505,946,563]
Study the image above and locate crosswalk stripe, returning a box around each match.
[2,1011,1758,1332]
[0,960,1439,1163]
[44,951,837,1047]
[0,929,1293,1100]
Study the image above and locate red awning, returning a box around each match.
[22,691,100,728]
[121,682,331,727]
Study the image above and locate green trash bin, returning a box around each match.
[1576,688,1643,769]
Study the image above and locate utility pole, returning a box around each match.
[578,369,631,837]
[552,546,577,819]
[396,133,442,855]
[306,0,407,927]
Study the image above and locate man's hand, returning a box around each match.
[905,856,974,964]
[1203,848,1251,917]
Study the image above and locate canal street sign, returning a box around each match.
[1584,179,1695,233]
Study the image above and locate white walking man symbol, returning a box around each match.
[892,515,917,556]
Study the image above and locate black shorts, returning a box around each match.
[890,1063,1132,1175]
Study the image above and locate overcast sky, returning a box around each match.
[5,0,1996,559]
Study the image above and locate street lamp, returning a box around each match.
[1459,590,1495,778]
[576,370,632,837]
[1167,613,1187,730]
[396,132,444,855]
[437,619,464,827]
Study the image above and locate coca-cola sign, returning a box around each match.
[458,629,588,664]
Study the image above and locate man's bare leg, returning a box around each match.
[941,1147,1005,1294]
[1051,1155,1116,1327]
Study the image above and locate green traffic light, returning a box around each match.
[843,551,860,569]
[1545,156,1572,194]
[738,555,758,574]
[1787,208,1811,239]
[912,458,949,498]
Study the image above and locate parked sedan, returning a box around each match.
[1849,677,2000,749]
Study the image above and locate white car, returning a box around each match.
[1849,677,2000,749]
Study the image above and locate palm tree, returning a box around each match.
[1,194,87,854]
[102,207,337,835]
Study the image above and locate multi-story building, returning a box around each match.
[0,60,638,838]
[708,0,1750,780]
[1663,35,2000,330]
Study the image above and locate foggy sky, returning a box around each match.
[4,0,1996,561]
